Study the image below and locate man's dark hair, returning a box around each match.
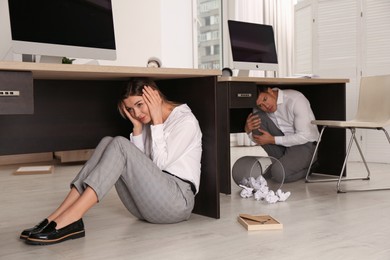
[257,85,271,95]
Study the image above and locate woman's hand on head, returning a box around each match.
[142,86,163,125]
[121,102,143,135]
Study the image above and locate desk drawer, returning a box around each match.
[0,71,33,114]
[229,82,257,108]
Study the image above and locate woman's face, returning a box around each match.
[122,95,151,124]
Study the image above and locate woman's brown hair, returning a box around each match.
[117,77,168,118]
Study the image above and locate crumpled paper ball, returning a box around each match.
[239,176,291,204]
[239,185,254,198]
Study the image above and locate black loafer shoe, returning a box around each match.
[26,218,85,245]
[20,219,49,240]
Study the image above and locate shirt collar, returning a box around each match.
[274,88,284,105]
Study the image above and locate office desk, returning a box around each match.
[0,61,221,218]
[217,76,349,194]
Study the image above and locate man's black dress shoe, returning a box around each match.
[26,218,85,245]
[20,219,49,240]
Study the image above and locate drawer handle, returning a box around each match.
[237,93,252,98]
[0,90,20,97]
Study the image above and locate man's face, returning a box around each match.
[256,88,277,113]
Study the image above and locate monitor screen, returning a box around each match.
[228,20,278,72]
[8,0,116,62]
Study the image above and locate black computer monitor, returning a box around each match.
[228,20,278,74]
[8,0,116,63]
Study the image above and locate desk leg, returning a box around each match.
[159,77,220,218]
[217,83,231,194]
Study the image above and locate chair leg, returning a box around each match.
[305,127,343,183]
[306,126,350,183]
[305,127,371,192]
[305,126,325,182]
[381,128,390,143]
[352,130,370,179]
[307,127,390,193]
[336,128,370,192]
[335,127,390,193]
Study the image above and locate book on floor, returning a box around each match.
[14,165,54,175]
[238,213,283,231]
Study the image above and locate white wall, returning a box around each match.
[94,0,194,68]
[161,0,194,68]
[99,0,162,67]
[1,0,194,68]
[0,0,12,60]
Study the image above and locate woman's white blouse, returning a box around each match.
[130,104,202,193]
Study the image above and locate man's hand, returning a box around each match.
[244,113,261,133]
[251,129,275,145]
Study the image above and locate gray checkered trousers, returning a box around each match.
[71,136,195,224]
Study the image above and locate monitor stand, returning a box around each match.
[39,55,63,64]
[20,54,61,64]
[236,70,277,78]
[237,70,250,77]
[22,54,36,63]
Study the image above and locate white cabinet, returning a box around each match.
[295,0,390,163]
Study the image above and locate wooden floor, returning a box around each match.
[1,161,390,260]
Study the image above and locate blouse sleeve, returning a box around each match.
[151,120,198,170]
[130,132,145,153]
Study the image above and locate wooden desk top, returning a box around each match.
[218,76,349,85]
[0,61,221,80]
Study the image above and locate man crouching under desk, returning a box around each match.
[244,86,319,183]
